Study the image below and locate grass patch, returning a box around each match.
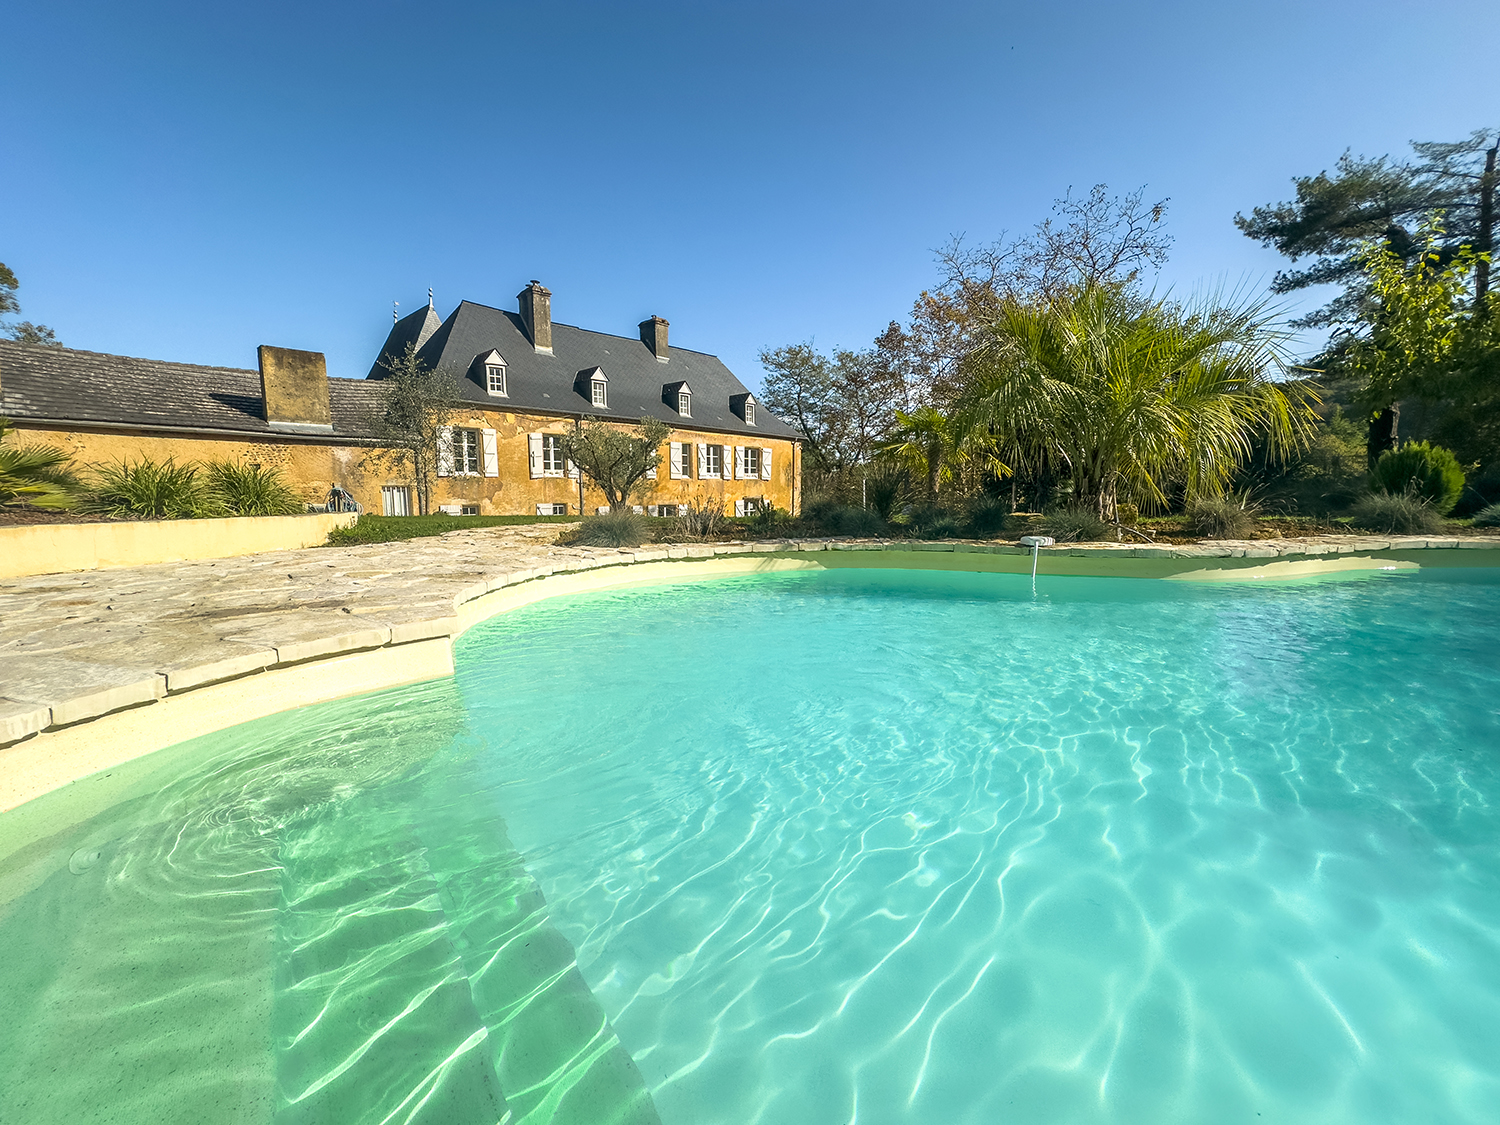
[325,513,578,546]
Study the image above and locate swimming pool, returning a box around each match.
[2,566,1498,1123]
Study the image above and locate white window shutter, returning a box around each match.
[761,447,773,480]
[724,444,735,479]
[528,433,542,478]
[437,426,454,477]
[696,442,709,478]
[535,503,548,516]
[735,497,745,516]
[481,428,499,477]
[567,458,579,480]
[731,446,742,479]
[670,443,686,479]
[647,505,658,516]
[596,506,609,515]
[632,505,644,514]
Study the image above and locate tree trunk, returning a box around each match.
[1367,405,1400,467]
[1477,141,1497,311]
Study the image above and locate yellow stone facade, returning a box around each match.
[11,414,800,518]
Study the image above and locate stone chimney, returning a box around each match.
[639,315,669,363]
[518,280,553,354]
[258,345,332,432]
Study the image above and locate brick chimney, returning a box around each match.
[258,345,332,432]
[639,315,669,363]
[518,280,553,354]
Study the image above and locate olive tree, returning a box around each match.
[562,417,670,512]
[366,341,456,515]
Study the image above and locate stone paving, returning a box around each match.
[3,525,1498,747]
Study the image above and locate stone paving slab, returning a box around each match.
[2,524,1498,749]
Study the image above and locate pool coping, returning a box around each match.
[4,532,1499,813]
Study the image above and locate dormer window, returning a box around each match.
[472,349,508,397]
[577,366,609,408]
[664,380,693,417]
[731,391,757,426]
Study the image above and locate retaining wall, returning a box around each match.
[0,512,357,578]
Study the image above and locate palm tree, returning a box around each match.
[0,417,83,510]
[957,284,1316,519]
[882,406,972,501]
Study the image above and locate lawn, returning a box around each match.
[325,513,579,546]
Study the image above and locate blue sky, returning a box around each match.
[2,0,1496,389]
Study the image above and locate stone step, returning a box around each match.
[271,791,509,1125]
[412,786,662,1125]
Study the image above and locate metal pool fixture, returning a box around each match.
[1019,535,1055,585]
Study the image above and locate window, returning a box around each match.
[461,505,478,516]
[744,401,756,425]
[651,504,679,517]
[742,447,761,477]
[678,391,691,417]
[536,502,569,516]
[381,485,411,516]
[450,428,480,475]
[542,433,565,474]
[486,363,507,396]
[592,379,608,407]
[742,497,765,514]
[704,444,723,477]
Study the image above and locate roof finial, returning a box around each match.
[428,287,434,310]
[393,300,399,324]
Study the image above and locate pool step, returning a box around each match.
[271,796,510,1125]
[414,809,662,1125]
[270,772,660,1125]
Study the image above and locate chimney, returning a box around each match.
[639,315,669,363]
[518,280,553,354]
[258,345,332,432]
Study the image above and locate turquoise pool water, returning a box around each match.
[2,567,1498,1124]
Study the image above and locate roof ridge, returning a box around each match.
[449,299,724,360]
[0,339,257,376]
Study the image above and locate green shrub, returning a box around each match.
[1370,441,1465,514]
[800,499,886,536]
[1347,493,1444,535]
[0,417,83,510]
[566,509,649,547]
[1186,494,1256,539]
[964,496,1013,538]
[908,505,964,539]
[1040,505,1109,542]
[864,468,910,521]
[676,498,725,539]
[87,457,219,519]
[748,503,789,536]
[204,460,303,516]
[829,505,888,536]
[1470,502,1500,528]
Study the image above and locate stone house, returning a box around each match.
[0,282,802,517]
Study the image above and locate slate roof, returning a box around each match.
[370,300,800,441]
[0,340,386,441]
[0,301,800,445]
